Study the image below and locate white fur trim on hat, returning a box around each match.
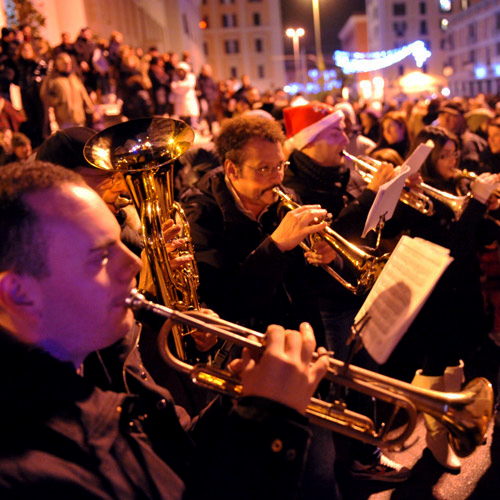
[292,109,344,150]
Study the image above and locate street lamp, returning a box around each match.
[286,27,305,83]
[311,0,325,72]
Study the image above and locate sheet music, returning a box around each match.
[354,236,453,364]
[403,141,434,176]
[362,165,410,238]
[361,142,434,238]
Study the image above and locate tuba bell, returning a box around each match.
[274,187,389,295]
[84,117,199,361]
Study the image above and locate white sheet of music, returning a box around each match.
[362,164,410,238]
[354,235,453,364]
[361,142,434,238]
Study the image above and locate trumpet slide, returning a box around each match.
[126,289,494,457]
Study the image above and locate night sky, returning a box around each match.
[281,0,367,60]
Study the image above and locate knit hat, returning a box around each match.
[36,127,96,170]
[283,102,344,150]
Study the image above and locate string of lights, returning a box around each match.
[333,40,432,74]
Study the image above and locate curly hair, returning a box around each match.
[409,125,458,180]
[215,116,285,167]
[0,161,84,278]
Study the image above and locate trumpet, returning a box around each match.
[454,169,500,198]
[343,151,471,221]
[126,289,494,456]
[274,187,389,295]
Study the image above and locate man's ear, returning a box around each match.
[0,272,37,314]
[224,159,239,180]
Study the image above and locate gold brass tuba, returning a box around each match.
[343,150,471,221]
[126,289,494,457]
[84,117,199,361]
[274,187,389,295]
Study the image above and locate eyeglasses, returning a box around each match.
[244,161,290,177]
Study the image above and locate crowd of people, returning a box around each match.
[1,20,500,500]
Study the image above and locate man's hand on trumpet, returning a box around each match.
[228,323,329,415]
[271,205,329,252]
[305,239,338,266]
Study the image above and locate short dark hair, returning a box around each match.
[0,161,84,278]
[215,116,285,166]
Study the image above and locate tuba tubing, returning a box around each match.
[84,117,200,361]
[126,289,494,457]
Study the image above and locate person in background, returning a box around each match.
[170,61,199,128]
[369,111,410,160]
[437,100,487,173]
[5,131,31,163]
[40,52,96,130]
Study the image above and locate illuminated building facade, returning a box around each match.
[444,0,500,96]
[199,0,285,90]
[363,0,468,99]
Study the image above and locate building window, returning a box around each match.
[439,0,451,12]
[222,14,237,28]
[224,39,240,54]
[440,18,449,31]
[393,21,407,37]
[468,23,477,42]
[419,2,426,15]
[230,66,237,78]
[255,38,263,52]
[249,0,262,2]
[257,64,265,78]
[496,12,500,32]
[422,63,427,73]
[201,16,209,29]
[420,20,428,35]
[393,3,406,16]
[470,49,476,63]
[461,0,469,10]
[203,42,208,56]
[182,13,189,35]
[398,64,404,76]
[496,42,500,56]
[220,0,235,4]
[253,12,261,26]
[448,33,454,50]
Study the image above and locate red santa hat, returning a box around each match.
[283,102,344,151]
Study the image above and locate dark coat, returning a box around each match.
[0,326,311,499]
[180,167,325,339]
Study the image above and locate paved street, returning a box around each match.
[335,338,500,500]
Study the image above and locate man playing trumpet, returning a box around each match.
[0,161,329,499]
